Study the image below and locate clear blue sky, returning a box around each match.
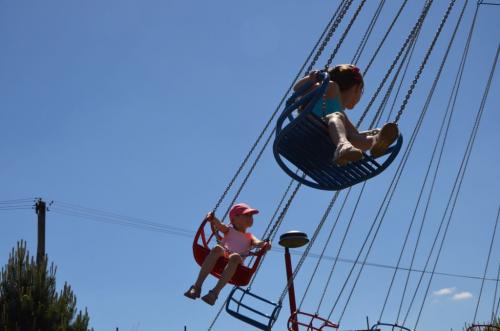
[1,1,499,330]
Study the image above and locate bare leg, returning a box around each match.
[326,112,350,146]
[211,253,242,296]
[193,245,225,290]
[336,112,374,151]
[325,112,367,165]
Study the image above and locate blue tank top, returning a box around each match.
[311,96,345,117]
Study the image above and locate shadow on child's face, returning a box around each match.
[232,214,253,232]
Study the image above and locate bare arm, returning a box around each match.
[207,212,229,234]
[252,237,271,250]
[293,70,322,92]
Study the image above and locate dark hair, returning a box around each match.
[327,64,364,91]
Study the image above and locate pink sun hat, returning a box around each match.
[229,203,259,222]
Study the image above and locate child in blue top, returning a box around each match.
[293,64,399,166]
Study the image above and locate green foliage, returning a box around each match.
[0,241,93,331]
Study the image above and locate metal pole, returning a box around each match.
[36,199,46,263]
[284,247,298,331]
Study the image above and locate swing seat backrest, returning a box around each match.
[288,311,338,331]
[192,216,268,287]
[274,73,403,191]
[226,286,282,331]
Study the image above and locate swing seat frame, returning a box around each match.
[466,325,500,331]
[192,216,268,286]
[226,286,282,331]
[369,322,413,331]
[288,311,339,331]
[273,73,403,191]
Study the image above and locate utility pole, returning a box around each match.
[36,199,46,263]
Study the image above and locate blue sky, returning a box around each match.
[1,1,499,330]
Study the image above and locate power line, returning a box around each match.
[4,198,499,284]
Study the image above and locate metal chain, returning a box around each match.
[246,179,303,290]
[298,188,351,311]
[278,191,342,304]
[401,4,481,323]
[207,179,303,331]
[364,0,410,76]
[492,264,500,321]
[368,27,421,129]
[306,0,354,73]
[261,176,298,240]
[394,0,457,123]
[210,0,350,218]
[473,205,500,322]
[351,0,387,65]
[324,0,368,69]
[378,1,467,321]
[243,174,298,278]
[265,180,303,241]
[412,46,497,330]
[356,0,433,128]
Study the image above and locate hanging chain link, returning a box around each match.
[356,0,433,128]
[324,0,368,69]
[265,180,303,241]
[306,0,354,73]
[394,0,457,123]
[278,191,341,304]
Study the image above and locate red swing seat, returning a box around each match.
[192,215,268,287]
[288,311,338,331]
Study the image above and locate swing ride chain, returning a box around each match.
[320,0,367,117]
[211,139,263,215]
[210,0,350,219]
[265,180,303,242]
[394,0,457,124]
[306,0,354,74]
[278,191,341,304]
[379,0,467,321]
[364,0,410,76]
[261,176,298,241]
[369,26,421,130]
[246,179,303,291]
[297,188,353,312]
[413,47,498,330]
[351,0,386,66]
[356,0,433,128]
[399,8,482,324]
[473,204,500,323]
[324,0,368,70]
[207,179,304,331]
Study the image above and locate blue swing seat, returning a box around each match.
[226,286,282,331]
[273,72,403,191]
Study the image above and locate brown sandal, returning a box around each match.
[183,286,201,300]
[201,290,218,306]
[333,142,363,166]
[370,123,399,158]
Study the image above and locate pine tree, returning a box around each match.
[0,241,93,331]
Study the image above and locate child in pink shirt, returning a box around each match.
[184,203,271,305]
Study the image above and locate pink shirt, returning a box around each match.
[221,227,255,255]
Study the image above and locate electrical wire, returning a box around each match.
[15,199,498,284]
